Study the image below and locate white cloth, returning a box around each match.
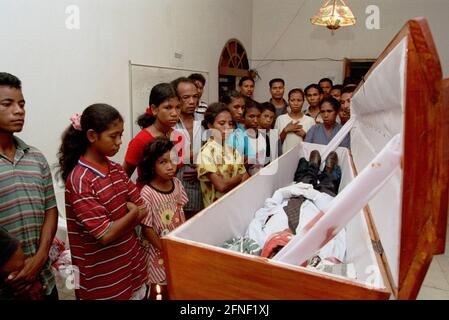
[296,197,346,263]
[274,114,316,154]
[245,183,346,263]
[130,284,147,300]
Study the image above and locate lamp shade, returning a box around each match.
[310,0,356,30]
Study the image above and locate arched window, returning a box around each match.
[218,39,250,98]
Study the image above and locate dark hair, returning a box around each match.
[305,84,323,95]
[260,102,276,114]
[188,73,206,86]
[342,86,356,95]
[0,72,21,89]
[171,77,196,96]
[202,102,231,129]
[220,90,244,105]
[137,83,177,129]
[320,97,341,112]
[343,76,358,87]
[238,76,254,87]
[331,84,343,92]
[0,227,20,271]
[138,137,175,185]
[319,78,333,86]
[243,98,262,117]
[288,88,305,100]
[58,104,123,182]
[269,78,285,88]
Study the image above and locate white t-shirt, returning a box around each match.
[274,114,316,154]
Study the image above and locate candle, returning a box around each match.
[156,284,162,300]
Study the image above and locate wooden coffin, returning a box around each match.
[162,18,449,300]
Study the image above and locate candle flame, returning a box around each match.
[156,284,161,294]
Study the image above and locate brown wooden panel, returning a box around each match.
[340,17,446,300]
[162,239,390,300]
[219,67,249,78]
[398,18,446,300]
[435,78,449,254]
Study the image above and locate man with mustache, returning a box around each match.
[172,77,204,219]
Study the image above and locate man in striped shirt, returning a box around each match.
[0,72,58,299]
[188,73,208,117]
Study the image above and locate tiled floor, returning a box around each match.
[58,289,76,300]
[417,223,449,300]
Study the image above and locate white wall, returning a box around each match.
[251,0,449,102]
[2,0,447,215]
[0,0,253,171]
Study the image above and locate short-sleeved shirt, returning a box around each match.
[171,120,204,212]
[65,157,147,300]
[125,129,184,182]
[225,124,266,175]
[305,123,351,148]
[197,138,247,207]
[225,123,256,159]
[140,178,188,284]
[275,113,316,154]
[124,129,155,167]
[246,132,267,176]
[0,137,56,295]
[269,98,289,124]
[305,109,324,124]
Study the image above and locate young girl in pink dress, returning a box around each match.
[138,137,188,300]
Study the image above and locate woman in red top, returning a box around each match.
[123,83,182,180]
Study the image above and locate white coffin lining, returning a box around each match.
[351,37,407,290]
[168,142,386,290]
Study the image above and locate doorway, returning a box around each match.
[343,58,376,86]
[218,39,250,99]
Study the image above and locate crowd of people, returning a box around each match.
[0,71,357,300]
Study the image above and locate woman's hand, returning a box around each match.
[294,128,306,138]
[284,122,302,134]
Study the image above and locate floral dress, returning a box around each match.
[197,138,247,207]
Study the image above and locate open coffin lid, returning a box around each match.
[162,18,449,300]
[344,17,449,299]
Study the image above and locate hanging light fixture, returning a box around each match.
[310,0,356,32]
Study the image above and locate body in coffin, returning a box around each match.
[161,18,449,300]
